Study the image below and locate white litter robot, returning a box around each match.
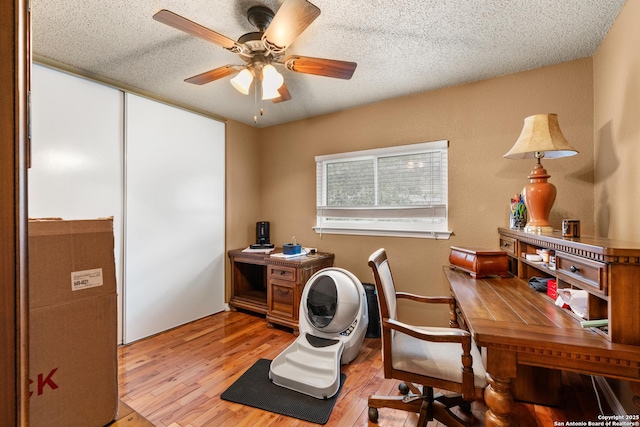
[269,267,369,399]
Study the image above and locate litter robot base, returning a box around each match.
[269,267,368,399]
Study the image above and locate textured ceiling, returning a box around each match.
[32,0,626,128]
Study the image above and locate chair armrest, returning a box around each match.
[384,318,470,345]
[396,292,455,305]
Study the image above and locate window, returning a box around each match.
[315,140,450,239]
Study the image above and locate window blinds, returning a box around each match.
[315,140,449,238]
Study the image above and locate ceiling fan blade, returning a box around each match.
[271,83,292,103]
[284,55,357,79]
[263,0,320,51]
[153,9,240,51]
[185,65,238,85]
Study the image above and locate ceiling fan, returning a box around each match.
[153,0,357,105]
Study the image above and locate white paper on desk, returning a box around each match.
[555,289,588,318]
[242,246,275,253]
[270,252,306,259]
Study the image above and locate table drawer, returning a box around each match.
[268,265,296,282]
[268,281,295,319]
[499,236,517,256]
[555,252,608,295]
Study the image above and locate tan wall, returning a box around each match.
[224,120,261,302]
[593,0,640,242]
[593,0,640,413]
[252,58,594,325]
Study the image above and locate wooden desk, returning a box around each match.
[228,249,334,334]
[444,267,640,427]
[498,227,640,346]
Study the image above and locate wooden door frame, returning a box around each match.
[1,0,29,425]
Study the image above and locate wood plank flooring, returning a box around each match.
[118,310,611,426]
[110,401,154,426]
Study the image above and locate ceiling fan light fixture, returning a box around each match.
[156,0,357,111]
[230,68,254,94]
[261,64,284,100]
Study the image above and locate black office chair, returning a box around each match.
[367,248,487,426]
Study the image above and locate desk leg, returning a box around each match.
[485,374,514,427]
[449,300,460,329]
[484,348,517,427]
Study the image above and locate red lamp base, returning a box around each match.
[522,162,556,234]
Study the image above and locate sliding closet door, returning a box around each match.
[124,93,225,343]
[29,64,124,341]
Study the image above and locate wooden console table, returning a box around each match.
[444,228,640,426]
[228,249,334,335]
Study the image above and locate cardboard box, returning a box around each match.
[29,218,118,427]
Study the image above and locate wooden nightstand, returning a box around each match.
[228,249,334,335]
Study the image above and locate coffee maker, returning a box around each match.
[250,221,274,249]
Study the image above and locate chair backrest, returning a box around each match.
[368,248,397,321]
[368,248,402,380]
[368,248,485,404]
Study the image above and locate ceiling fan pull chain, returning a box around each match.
[253,82,266,123]
[254,85,258,124]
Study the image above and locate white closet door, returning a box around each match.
[29,64,125,342]
[124,93,225,343]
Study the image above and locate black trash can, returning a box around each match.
[362,283,381,338]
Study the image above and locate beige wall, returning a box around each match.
[593,0,640,413]
[224,120,261,301]
[593,0,640,242]
[244,58,594,325]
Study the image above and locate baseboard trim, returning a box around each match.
[594,376,626,416]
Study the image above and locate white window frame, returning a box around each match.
[314,140,451,239]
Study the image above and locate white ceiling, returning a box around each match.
[32,0,625,128]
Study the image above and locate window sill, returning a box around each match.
[313,227,452,239]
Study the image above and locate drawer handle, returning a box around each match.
[276,289,290,295]
[503,243,510,248]
[570,265,580,273]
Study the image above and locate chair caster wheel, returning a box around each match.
[398,382,410,395]
[368,407,379,422]
[460,401,472,413]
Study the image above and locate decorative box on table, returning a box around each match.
[449,246,510,279]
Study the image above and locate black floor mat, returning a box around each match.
[220,358,346,425]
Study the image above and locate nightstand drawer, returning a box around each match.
[268,265,296,282]
[269,281,296,318]
[499,236,517,256]
[556,252,608,295]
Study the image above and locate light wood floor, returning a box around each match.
[117,310,610,426]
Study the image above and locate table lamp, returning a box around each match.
[504,113,578,233]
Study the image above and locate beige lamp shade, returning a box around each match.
[503,113,578,160]
[504,113,578,234]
